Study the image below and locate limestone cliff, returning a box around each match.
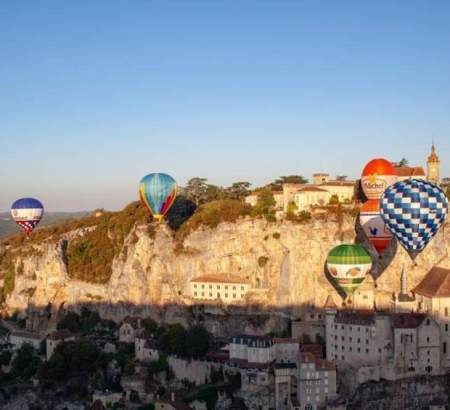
[1,213,449,323]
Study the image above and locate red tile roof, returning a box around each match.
[299,352,335,370]
[191,274,250,284]
[413,266,450,298]
[395,166,426,177]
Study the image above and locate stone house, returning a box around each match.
[296,352,337,410]
[229,335,274,365]
[135,332,159,363]
[120,375,155,403]
[273,338,299,364]
[119,317,142,343]
[392,313,441,377]
[92,390,123,408]
[414,266,450,370]
[155,391,193,410]
[46,329,76,360]
[9,330,44,351]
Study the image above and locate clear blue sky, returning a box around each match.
[1,1,450,211]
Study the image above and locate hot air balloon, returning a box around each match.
[380,179,448,261]
[326,244,372,298]
[139,173,177,222]
[359,199,393,254]
[361,158,397,200]
[11,198,44,236]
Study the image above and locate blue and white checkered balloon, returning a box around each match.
[380,179,448,260]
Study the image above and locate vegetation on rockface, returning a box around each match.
[250,188,276,221]
[66,202,150,283]
[57,307,101,334]
[176,200,252,242]
[0,250,16,304]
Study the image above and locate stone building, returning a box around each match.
[294,187,330,211]
[229,335,275,365]
[9,330,44,350]
[392,313,441,377]
[414,266,450,369]
[296,352,337,410]
[46,329,76,360]
[135,332,159,363]
[190,274,250,303]
[273,338,300,364]
[395,166,426,181]
[427,143,440,184]
[119,317,142,343]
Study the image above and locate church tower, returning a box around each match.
[427,143,440,184]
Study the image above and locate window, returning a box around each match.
[217,293,220,298]
[217,285,220,289]
[225,286,228,290]
[357,348,361,353]
[209,293,212,297]
[366,339,369,345]
[426,319,430,325]
[445,308,449,317]
[444,342,447,354]
[233,294,236,298]
[365,348,369,353]
[427,337,430,343]
[445,324,448,332]
[201,292,204,297]
[349,337,352,342]
[201,284,205,288]
[233,286,236,290]
[342,346,345,351]
[349,347,352,352]
[225,294,228,298]
[349,326,352,331]
[341,336,344,341]
[209,285,212,289]
[194,284,197,288]
[241,286,244,290]
[357,338,361,343]
[194,292,197,296]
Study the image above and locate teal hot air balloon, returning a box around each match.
[139,173,177,222]
[326,244,372,298]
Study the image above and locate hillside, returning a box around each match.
[0,211,89,239]
[0,199,448,333]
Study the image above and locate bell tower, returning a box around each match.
[427,143,440,184]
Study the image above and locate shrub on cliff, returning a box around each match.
[176,199,251,241]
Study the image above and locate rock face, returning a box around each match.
[3,216,450,324]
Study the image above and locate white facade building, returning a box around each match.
[190,274,250,303]
[9,330,44,351]
[230,335,275,365]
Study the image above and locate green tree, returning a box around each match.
[184,178,210,206]
[225,182,251,201]
[141,317,158,333]
[186,325,211,358]
[397,158,409,167]
[286,201,298,220]
[250,188,276,221]
[329,194,340,205]
[158,324,187,357]
[269,175,308,190]
[11,344,41,380]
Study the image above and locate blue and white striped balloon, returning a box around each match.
[11,198,44,236]
[380,179,448,260]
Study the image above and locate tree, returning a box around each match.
[11,343,41,380]
[336,175,347,181]
[141,317,158,333]
[329,194,340,205]
[286,201,298,220]
[397,158,409,167]
[250,188,276,221]
[186,325,211,358]
[158,324,187,357]
[225,182,251,201]
[269,175,308,190]
[184,178,210,206]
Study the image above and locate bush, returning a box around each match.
[57,307,100,334]
[11,344,41,380]
[298,211,311,222]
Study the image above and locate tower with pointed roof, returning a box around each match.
[427,143,440,184]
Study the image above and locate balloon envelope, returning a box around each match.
[380,179,448,260]
[360,199,393,254]
[11,198,44,236]
[326,244,372,297]
[139,173,177,221]
[361,158,397,200]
